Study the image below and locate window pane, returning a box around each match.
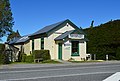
[71,41,79,56]
[41,38,44,49]
[32,39,34,51]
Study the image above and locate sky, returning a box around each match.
[1,0,120,42]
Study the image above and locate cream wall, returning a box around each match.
[14,45,21,51]
[55,23,75,33]
[79,42,86,59]
[34,38,40,50]
[24,41,30,55]
[62,40,71,60]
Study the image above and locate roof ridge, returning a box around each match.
[30,19,69,36]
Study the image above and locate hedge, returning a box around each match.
[32,50,51,61]
[25,55,34,63]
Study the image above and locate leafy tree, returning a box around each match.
[7,30,21,41]
[0,0,14,40]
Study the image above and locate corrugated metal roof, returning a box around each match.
[54,30,74,40]
[30,19,68,36]
[8,37,21,44]
[15,35,30,43]
[8,35,30,44]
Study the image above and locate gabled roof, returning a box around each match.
[30,19,67,36]
[55,30,89,41]
[30,19,86,37]
[54,30,74,40]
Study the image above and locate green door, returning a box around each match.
[58,43,62,60]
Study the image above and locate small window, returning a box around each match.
[32,39,34,51]
[41,38,44,49]
[71,41,79,56]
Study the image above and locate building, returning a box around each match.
[6,19,88,61]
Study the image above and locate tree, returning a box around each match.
[90,20,94,28]
[7,30,21,41]
[0,0,14,40]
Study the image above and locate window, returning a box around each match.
[71,41,79,56]
[32,39,34,51]
[41,38,44,49]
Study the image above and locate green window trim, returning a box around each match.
[32,39,34,51]
[71,41,79,56]
[41,38,44,49]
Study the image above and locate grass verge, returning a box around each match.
[41,60,62,64]
[69,60,104,63]
[11,60,61,64]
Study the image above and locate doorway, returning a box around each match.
[58,43,62,60]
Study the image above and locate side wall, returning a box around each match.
[24,41,30,55]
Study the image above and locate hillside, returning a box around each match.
[84,20,120,60]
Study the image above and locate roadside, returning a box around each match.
[0,60,120,70]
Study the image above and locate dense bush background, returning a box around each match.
[84,20,120,60]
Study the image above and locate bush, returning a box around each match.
[21,53,27,62]
[0,44,5,64]
[32,50,51,61]
[21,54,34,63]
[0,54,4,64]
[25,55,34,63]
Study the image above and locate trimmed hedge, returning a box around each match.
[17,50,50,63]
[25,55,34,63]
[21,54,34,63]
[32,50,51,61]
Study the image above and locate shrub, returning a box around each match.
[32,50,51,61]
[0,54,4,64]
[21,53,27,62]
[25,55,34,63]
[0,44,6,64]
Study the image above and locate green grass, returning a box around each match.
[41,60,62,64]
[69,60,104,63]
[11,60,61,64]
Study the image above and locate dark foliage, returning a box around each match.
[7,30,21,41]
[0,44,10,64]
[84,20,120,60]
[0,0,14,40]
